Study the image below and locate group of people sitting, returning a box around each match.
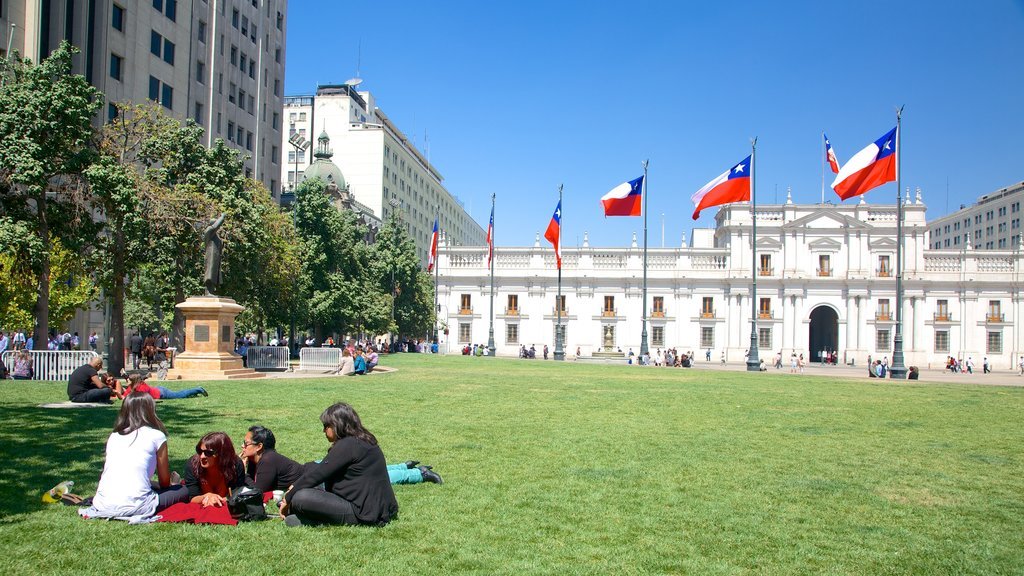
[67,357,207,404]
[78,394,442,527]
[338,345,379,375]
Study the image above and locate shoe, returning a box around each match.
[418,466,443,484]
[198,388,208,397]
[404,460,420,469]
[284,514,303,527]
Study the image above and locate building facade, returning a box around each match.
[1,0,288,197]
[437,199,1024,369]
[928,181,1024,251]
[282,84,485,265]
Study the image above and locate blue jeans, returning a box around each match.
[387,463,422,484]
[156,386,205,399]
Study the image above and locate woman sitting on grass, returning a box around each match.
[124,373,208,400]
[79,392,189,522]
[10,350,34,380]
[241,425,304,493]
[184,432,251,508]
[280,403,399,527]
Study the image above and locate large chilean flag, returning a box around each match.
[831,127,896,200]
[544,200,561,269]
[691,155,751,220]
[601,176,643,216]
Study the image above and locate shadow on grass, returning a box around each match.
[0,402,221,521]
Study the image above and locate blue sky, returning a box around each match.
[285,0,1024,247]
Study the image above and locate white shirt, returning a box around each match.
[90,426,167,518]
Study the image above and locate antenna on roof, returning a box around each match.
[356,39,362,79]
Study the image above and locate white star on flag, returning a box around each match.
[733,163,746,173]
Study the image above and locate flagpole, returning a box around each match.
[890,107,907,379]
[433,207,440,350]
[747,138,760,372]
[639,160,650,360]
[553,184,565,361]
[487,194,496,357]
[821,132,825,204]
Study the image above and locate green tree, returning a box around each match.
[371,213,435,339]
[0,240,96,331]
[0,42,101,348]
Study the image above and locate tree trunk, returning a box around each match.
[32,196,50,351]
[108,236,126,375]
[172,287,186,351]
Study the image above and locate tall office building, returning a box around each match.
[0,0,288,197]
[928,181,1024,251]
[282,84,486,265]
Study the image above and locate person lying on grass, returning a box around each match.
[184,432,253,508]
[124,373,208,400]
[79,392,189,522]
[67,357,123,403]
[241,424,443,492]
[279,403,399,527]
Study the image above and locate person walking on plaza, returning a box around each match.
[983,357,990,374]
[88,331,98,351]
[129,332,143,371]
[774,351,783,369]
[966,357,975,374]
[706,348,712,362]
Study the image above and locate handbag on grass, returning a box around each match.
[227,486,267,521]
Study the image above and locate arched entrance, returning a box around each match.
[808,306,839,363]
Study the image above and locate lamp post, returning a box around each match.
[287,133,308,359]
[388,198,401,348]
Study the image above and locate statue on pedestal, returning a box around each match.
[203,213,226,296]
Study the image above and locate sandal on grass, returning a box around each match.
[60,493,87,506]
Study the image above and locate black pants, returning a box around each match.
[71,388,112,404]
[156,485,189,511]
[289,488,360,526]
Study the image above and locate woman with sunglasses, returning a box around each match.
[184,432,251,507]
[240,425,304,493]
[79,392,189,522]
[280,403,399,527]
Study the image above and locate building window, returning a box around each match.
[148,75,160,100]
[227,121,235,141]
[934,330,949,353]
[112,4,125,31]
[759,254,772,276]
[150,31,161,56]
[652,326,664,347]
[758,327,772,349]
[460,294,472,314]
[196,61,205,83]
[701,297,714,318]
[198,20,207,42]
[700,327,714,349]
[987,331,1002,354]
[935,299,949,321]
[988,300,1002,322]
[272,112,279,130]
[193,102,202,125]
[818,254,831,276]
[107,103,118,122]
[458,323,471,344]
[507,295,518,315]
[554,295,566,315]
[109,53,123,81]
[875,329,890,351]
[246,132,253,151]
[506,323,519,345]
[160,83,173,110]
[877,299,891,321]
[603,296,615,316]
[878,255,891,276]
[239,53,247,72]
[271,145,278,163]
[277,11,284,30]
[232,8,240,28]
[652,296,664,317]
[231,45,238,66]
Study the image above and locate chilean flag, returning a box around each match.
[544,200,561,269]
[486,205,494,268]
[824,133,840,174]
[691,155,751,220]
[427,217,438,272]
[831,127,896,200]
[601,176,643,216]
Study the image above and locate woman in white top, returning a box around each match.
[79,392,188,522]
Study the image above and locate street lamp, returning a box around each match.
[287,133,308,358]
[388,198,401,348]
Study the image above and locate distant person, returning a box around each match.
[129,332,144,371]
[67,357,121,403]
[125,373,207,400]
[983,357,990,374]
[10,350,34,380]
[706,349,712,362]
[908,366,920,380]
[338,349,355,376]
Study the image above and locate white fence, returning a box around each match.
[299,347,341,372]
[2,350,99,381]
[246,346,290,371]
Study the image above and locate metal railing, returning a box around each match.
[246,346,290,371]
[876,268,892,277]
[1,350,99,381]
[933,312,952,322]
[700,310,716,318]
[875,311,892,321]
[987,313,1005,323]
[758,311,773,319]
[298,347,341,372]
[758,267,774,276]
[817,268,833,277]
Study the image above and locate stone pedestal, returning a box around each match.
[166,296,264,380]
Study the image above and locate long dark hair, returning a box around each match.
[247,425,276,451]
[320,402,377,446]
[113,392,166,435]
[188,431,242,486]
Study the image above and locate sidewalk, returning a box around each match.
[689,360,1024,387]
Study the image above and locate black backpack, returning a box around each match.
[227,487,267,521]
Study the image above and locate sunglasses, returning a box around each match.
[196,448,217,457]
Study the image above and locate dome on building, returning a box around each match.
[302,130,347,190]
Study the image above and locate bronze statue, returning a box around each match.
[203,213,226,296]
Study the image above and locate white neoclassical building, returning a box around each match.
[436,196,1024,369]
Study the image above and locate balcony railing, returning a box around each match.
[758,267,774,276]
[651,310,665,318]
[817,268,833,277]
[700,310,716,319]
[552,308,569,316]
[987,313,1005,323]
[933,312,952,322]
[758,311,773,319]
[875,311,892,321]
[876,268,892,277]
[601,308,617,317]
[458,307,473,315]
[505,308,519,316]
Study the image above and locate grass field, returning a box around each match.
[1,355,1022,575]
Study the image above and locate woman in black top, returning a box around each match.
[183,432,251,508]
[281,403,398,527]
[241,425,304,493]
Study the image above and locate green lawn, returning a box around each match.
[1,355,1022,575]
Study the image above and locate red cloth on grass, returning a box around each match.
[156,502,237,525]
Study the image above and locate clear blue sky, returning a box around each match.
[285,0,1024,248]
